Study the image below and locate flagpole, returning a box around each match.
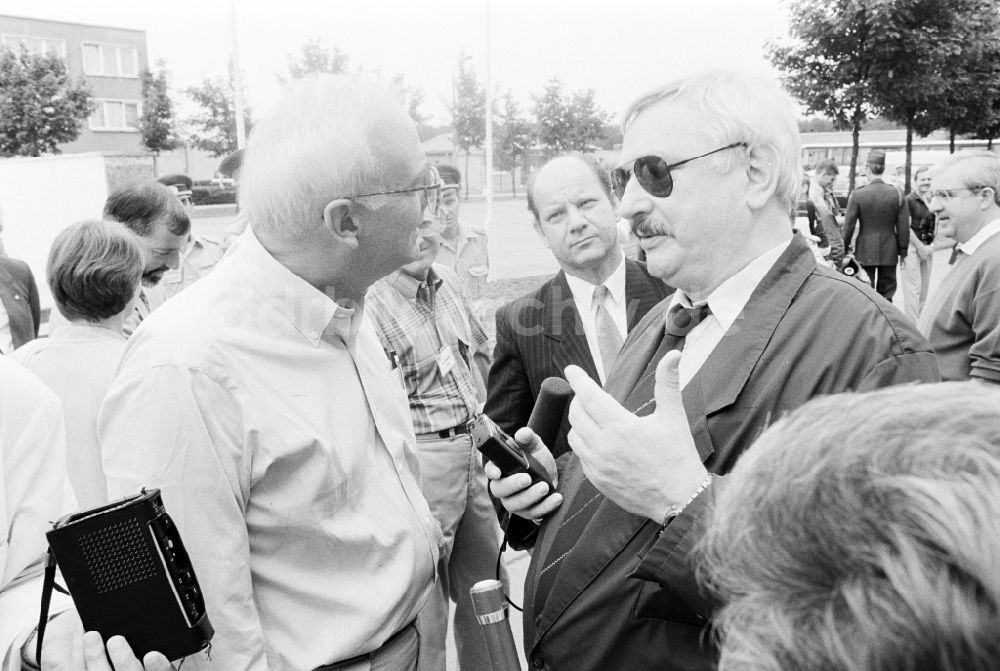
[231,0,247,149]
[484,0,495,282]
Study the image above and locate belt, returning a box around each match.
[313,621,416,670]
[433,423,470,439]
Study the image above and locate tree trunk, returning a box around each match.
[849,114,861,194]
[989,138,994,150]
[464,150,471,200]
[905,121,913,195]
[511,163,517,198]
[949,129,956,153]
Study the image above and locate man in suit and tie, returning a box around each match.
[484,154,669,459]
[842,149,911,300]
[488,72,940,671]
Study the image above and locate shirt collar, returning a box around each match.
[957,218,1000,255]
[234,228,356,346]
[386,266,444,300]
[670,239,791,331]
[563,256,627,310]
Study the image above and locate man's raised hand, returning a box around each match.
[564,351,708,522]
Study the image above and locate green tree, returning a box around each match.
[872,0,1000,191]
[185,67,252,158]
[768,0,886,190]
[532,77,572,157]
[140,62,177,154]
[0,45,94,157]
[493,90,532,195]
[566,89,609,151]
[452,55,485,199]
[283,38,349,81]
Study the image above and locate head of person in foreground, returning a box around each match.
[698,381,1000,671]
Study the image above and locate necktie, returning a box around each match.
[593,285,623,380]
[948,246,963,265]
[533,301,712,611]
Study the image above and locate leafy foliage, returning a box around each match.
[0,45,94,157]
[531,77,609,156]
[493,90,532,194]
[140,63,177,153]
[185,67,252,158]
[283,38,349,81]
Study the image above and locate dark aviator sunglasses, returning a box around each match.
[611,142,748,199]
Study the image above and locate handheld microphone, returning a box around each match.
[526,377,574,450]
[470,579,521,671]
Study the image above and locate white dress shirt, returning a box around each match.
[956,218,1000,255]
[564,257,628,384]
[0,358,73,671]
[669,240,791,388]
[99,230,441,671]
[13,324,126,509]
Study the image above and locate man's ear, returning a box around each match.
[323,199,359,249]
[745,144,781,211]
[532,219,550,248]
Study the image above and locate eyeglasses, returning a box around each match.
[335,166,442,215]
[610,142,748,199]
[929,186,984,202]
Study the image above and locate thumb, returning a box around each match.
[653,349,683,416]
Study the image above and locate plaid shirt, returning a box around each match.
[366,264,491,434]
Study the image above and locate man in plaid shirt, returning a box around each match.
[366,213,500,671]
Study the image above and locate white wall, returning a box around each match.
[0,153,109,313]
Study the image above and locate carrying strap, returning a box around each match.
[35,548,69,664]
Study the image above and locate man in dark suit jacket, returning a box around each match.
[0,255,40,353]
[488,72,940,671]
[842,149,910,300]
[485,155,669,459]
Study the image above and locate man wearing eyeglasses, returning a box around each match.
[98,76,444,671]
[918,149,1000,383]
[487,71,938,671]
[842,149,911,300]
[367,207,499,671]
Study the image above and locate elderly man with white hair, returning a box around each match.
[488,71,940,671]
[98,76,444,671]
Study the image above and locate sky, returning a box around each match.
[2,0,793,125]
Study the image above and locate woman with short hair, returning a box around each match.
[13,219,144,508]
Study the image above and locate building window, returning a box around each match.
[1,34,67,59]
[89,100,141,132]
[81,42,138,77]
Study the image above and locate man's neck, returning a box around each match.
[564,248,625,287]
[256,226,372,305]
[684,225,792,304]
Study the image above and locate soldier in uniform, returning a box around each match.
[434,165,489,317]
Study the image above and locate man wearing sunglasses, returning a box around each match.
[98,76,444,671]
[918,149,1000,383]
[487,71,939,671]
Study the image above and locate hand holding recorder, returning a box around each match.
[477,376,573,522]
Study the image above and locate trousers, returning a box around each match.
[413,433,504,671]
[900,243,933,322]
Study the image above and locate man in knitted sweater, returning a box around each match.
[919,149,1000,383]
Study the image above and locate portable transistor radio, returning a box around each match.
[39,489,214,662]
